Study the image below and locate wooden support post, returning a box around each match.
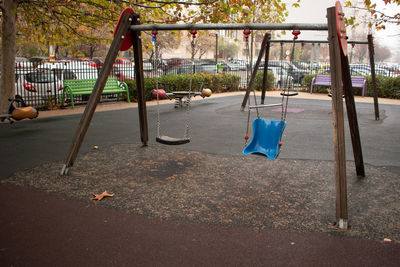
[131,14,149,146]
[60,12,134,175]
[261,33,271,105]
[327,6,348,229]
[240,33,269,110]
[341,53,365,177]
[368,34,380,121]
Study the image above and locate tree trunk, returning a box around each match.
[1,0,18,114]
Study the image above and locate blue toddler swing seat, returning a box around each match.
[243,118,286,160]
[242,91,297,160]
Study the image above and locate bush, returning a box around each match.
[366,75,400,99]
[253,71,275,91]
[124,73,241,101]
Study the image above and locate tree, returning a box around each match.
[374,43,392,62]
[218,37,239,59]
[1,0,298,113]
[345,0,400,30]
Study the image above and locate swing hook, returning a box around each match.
[152,30,158,39]
[190,30,197,38]
[243,29,251,39]
[292,30,301,40]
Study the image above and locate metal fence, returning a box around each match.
[13,59,400,108]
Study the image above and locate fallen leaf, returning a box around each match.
[384,238,392,242]
[93,145,99,150]
[91,191,114,201]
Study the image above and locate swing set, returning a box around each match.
[60,1,365,229]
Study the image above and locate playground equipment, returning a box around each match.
[150,30,212,110]
[60,2,365,230]
[151,29,212,145]
[242,31,298,159]
[153,30,192,145]
[0,95,38,123]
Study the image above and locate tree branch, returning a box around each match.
[146,0,217,5]
[347,6,400,24]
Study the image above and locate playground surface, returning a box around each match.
[1,91,400,265]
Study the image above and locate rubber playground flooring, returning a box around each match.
[4,143,400,242]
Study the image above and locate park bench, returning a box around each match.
[61,78,130,108]
[310,74,367,96]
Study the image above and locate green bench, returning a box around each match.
[61,78,130,108]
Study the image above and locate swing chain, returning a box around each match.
[184,30,197,138]
[277,30,300,156]
[244,29,253,146]
[153,30,163,138]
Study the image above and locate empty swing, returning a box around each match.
[154,30,198,145]
[243,30,300,159]
[243,91,296,159]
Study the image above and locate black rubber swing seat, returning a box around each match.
[156,136,191,145]
[280,92,299,97]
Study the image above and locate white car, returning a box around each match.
[15,57,33,69]
[268,67,294,89]
[15,69,62,106]
[37,61,99,79]
[16,62,99,106]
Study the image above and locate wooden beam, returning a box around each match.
[327,6,348,229]
[60,12,134,175]
[240,33,269,111]
[341,53,365,177]
[131,14,149,146]
[368,34,380,121]
[261,33,271,105]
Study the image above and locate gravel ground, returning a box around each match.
[4,143,399,242]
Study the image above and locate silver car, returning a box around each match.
[268,67,294,89]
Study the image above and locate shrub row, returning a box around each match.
[303,73,400,99]
[253,71,275,91]
[124,73,242,101]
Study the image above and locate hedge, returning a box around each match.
[303,73,400,99]
[124,73,242,101]
[253,71,275,91]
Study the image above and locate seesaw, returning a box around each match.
[151,81,212,108]
[0,95,38,124]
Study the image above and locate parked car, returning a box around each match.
[166,58,191,68]
[15,69,62,105]
[115,58,133,66]
[143,59,153,71]
[16,62,99,105]
[166,64,217,75]
[268,67,294,89]
[268,60,308,84]
[217,60,241,71]
[15,57,33,69]
[37,61,99,80]
[231,59,247,70]
[110,65,135,81]
[91,58,104,70]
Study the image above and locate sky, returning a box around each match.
[282,0,400,62]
